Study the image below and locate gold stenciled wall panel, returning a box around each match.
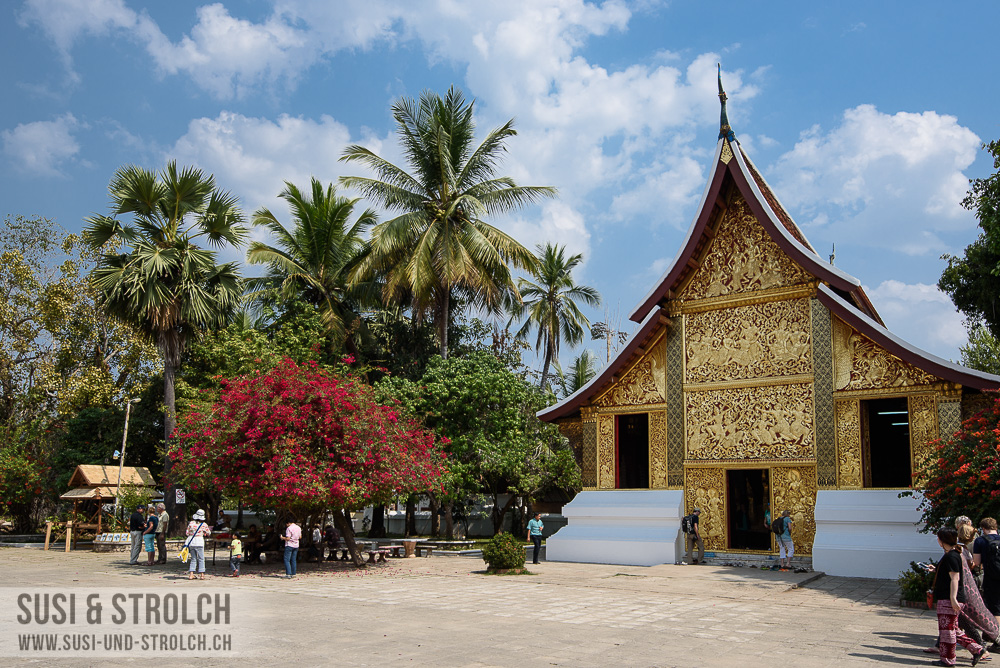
[833,318,938,391]
[596,336,666,407]
[581,419,597,488]
[597,415,615,489]
[834,399,862,488]
[812,299,837,488]
[771,466,818,556]
[938,399,961,443]
[685,467,726,551]
[686,383,815,460]
[649,411,667,488]
[665,318,685,488]
[685,298,813,383]
[681,193,813,300]
[910,395,939,482]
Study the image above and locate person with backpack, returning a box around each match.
[774,509,794,570]
[681,508,704,565]
[974,517,1000,624]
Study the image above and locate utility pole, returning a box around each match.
[112,398,141,523]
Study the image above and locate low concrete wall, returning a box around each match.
[545,490,684,566]
[812,489,937,579]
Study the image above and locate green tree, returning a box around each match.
[83,162,246,530]
[377,351,580,536]
[248,179,377,351]
[959,325,1000,375]
[340,86,554,358]
[940,140,1000,338]
[555,349,601,399]
[509,243,601,391]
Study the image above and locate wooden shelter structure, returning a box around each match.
[538,67,1000,577]
[60,465,156,540]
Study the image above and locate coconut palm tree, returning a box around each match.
[555,349,602,399]
[510,243,601,391]
[340,86,555,358]
[247,178,377,350]
[83,161,246,530]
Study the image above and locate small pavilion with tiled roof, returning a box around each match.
[538,67,1000,578]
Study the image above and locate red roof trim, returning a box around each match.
[537,309,666,421]
[818,284,1000,391]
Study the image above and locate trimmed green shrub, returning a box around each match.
[482,531,526,571]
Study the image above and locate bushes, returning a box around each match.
[898,561,935,603]
[482,531,526,571]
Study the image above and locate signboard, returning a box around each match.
[175,489,186,505]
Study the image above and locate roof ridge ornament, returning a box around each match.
[718,63,736,143]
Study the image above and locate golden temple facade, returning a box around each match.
[539,81,998,558]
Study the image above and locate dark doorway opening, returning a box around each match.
[862,397,911,488]
[616,413,649,489]
[727,468,771,550]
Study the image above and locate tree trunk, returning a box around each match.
[539,344,553,392]
[405,496,416,537]
[162,357,181,535]
[428,496,440,537]
[369,505,386,538]
[443,503,454,540]
[333,509,365,567]
[439,289,450,359]
[235,500,243,530]
[492,494,517,535]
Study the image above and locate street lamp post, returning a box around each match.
[112,398,141,523]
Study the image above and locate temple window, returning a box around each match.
[861,397,912,488]
[616,413,649,489]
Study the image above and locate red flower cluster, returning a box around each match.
[915,391,1000,529]
[169,358,445,512]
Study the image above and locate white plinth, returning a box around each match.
[545,490,684,566]
[812,489,938,579]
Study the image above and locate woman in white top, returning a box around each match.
[185,509,212,580]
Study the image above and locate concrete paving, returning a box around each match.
[0,546,956,667]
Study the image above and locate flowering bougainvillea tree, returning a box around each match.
[170,358,445,565]
[911,391,1000,531]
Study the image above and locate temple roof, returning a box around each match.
[537,77,1000,422]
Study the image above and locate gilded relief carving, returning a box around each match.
[720,141,733,164]
[772,466,817,556]
[597,415,615,489]
[597,337,666,407]
[649,411,667,488]
[910,395,939,482]
[686,383,814,460]
[833,318,938,391]
[682,194,812,300]
[834,399,862,488]
[685,298,812,383]
[686,467,726,551]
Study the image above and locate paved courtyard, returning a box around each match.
[0,546,952,667]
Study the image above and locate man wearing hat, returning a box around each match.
[185,509,212,580]
[685,508,705,565]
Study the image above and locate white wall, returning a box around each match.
[813,489,938,579]
[545,490,685,566]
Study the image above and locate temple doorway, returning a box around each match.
[616,413,649,489]
[727,468,771,550]
[862,397,911,488]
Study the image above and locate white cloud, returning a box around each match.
[866,279,966,360]
[2,113,81,176]
[771,105,980,255]
[169,111,354,216]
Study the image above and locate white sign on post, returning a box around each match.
[175,489,186,505]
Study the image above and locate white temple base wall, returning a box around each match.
[813,489,938,579]
[545,490,684,566]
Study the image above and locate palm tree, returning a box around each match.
[83,161,246,530]
[247,178,377,350]
[340,86,555,358]
[556,349,602,399]
[510,243,601,391]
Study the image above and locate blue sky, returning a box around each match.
[3,0,998,371]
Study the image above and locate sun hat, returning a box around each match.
[193,509,206,521]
